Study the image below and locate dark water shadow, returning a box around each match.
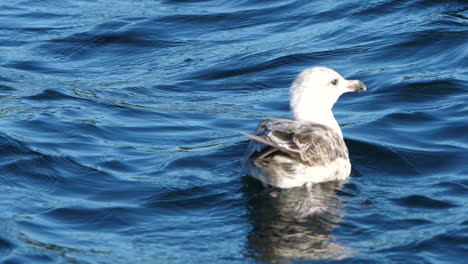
[243,180,351,263]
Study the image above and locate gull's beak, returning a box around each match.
[346,80,367,92]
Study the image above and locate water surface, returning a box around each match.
[0,0,467,263]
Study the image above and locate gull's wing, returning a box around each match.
[243,119,348,166]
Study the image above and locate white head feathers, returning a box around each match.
[290,67,366,137]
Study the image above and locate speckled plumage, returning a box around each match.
[242,67,366,188]
[242,119,351,188]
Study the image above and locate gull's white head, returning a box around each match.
[290,67,366,135]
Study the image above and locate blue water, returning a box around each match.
[0,0,467,263]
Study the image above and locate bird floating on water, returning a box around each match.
[242,67,366,189]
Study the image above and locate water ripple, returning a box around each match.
[0,0,467,263]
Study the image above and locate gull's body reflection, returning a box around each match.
[246,181,351,262]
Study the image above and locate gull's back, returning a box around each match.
[242,119,351,188]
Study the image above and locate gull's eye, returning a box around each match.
[331,79,338,86]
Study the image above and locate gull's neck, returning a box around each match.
[289,69,345,138]
[292,104,343,138]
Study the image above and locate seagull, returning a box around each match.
[241,67,366,189]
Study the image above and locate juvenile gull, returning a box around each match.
[242,67,366,188]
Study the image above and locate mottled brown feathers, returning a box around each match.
[246,119,348,167]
